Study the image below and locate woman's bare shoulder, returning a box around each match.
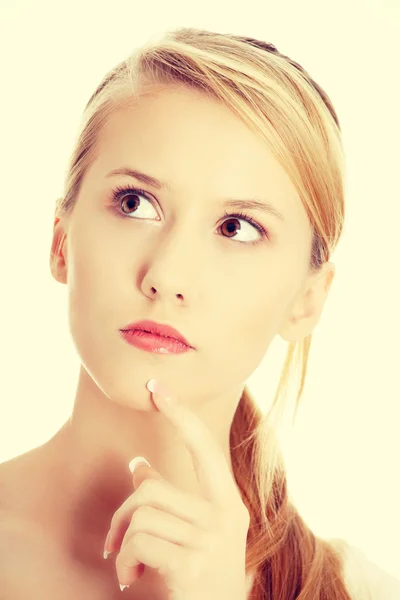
[0,454,119,599]
[0,452,44,558]
[0,458,98,599]
[0,516,86,600]
[0,450,39,517]
[0,453,27,512]
[0,456,45,597]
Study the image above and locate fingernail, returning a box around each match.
[119,583,129,591]
[103,530,111,559]
[129,456,151,474]
[147,378,172,399]
[147,379,175,405]
[146,378,157,394]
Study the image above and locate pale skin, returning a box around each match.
[0,84,335,598]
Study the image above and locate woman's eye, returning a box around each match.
[116,189,158,220]
[110,186,269,245]
[219,215,265,244]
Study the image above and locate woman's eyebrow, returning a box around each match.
[106,166,285,221]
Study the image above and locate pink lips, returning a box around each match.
[119,329,192,354]
[119,319,194,354]
[120,319,191,346]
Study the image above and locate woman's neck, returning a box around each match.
[39,365,238,554]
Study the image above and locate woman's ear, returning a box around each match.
[279,262,336,343]
[50,214,68,285]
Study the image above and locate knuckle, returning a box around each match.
[161,550,179,574]
[131,531,146,550]
[118,534,143,569]
[129,505,148,531]
[168,555,180,572]
[186,551,203,579]
[138,478,160,498]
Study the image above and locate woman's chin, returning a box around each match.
[81,364,160,413]
[108,384,160,413]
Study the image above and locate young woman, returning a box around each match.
[1,27,399,600]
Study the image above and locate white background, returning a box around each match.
[1,0,399,581]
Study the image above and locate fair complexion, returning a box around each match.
[107,381,251,598]
[48,85,335,584]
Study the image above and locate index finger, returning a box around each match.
[147,378,240,508]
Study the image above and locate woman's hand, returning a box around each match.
[103,379,250,600]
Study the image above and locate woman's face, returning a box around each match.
[54,85,316,411]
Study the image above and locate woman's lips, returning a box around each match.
[119,329,193,354]
[121,319,192,347]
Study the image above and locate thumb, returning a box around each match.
[129,457,163,490]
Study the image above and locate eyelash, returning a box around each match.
[109,184,270,245]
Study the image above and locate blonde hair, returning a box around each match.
[57,27,349,599]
